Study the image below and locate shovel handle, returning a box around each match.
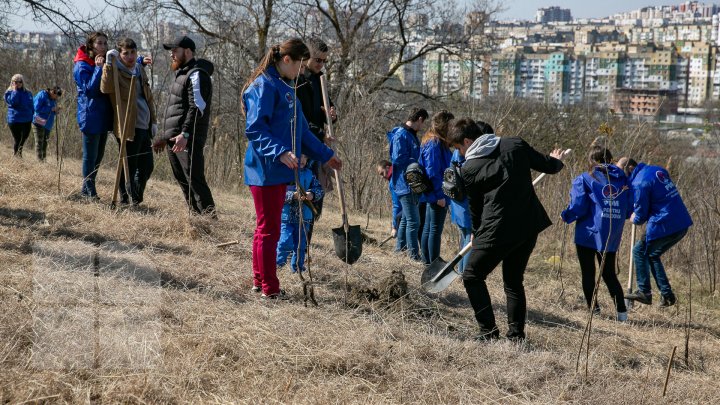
[320,75,349,231]
[627,224,636,292]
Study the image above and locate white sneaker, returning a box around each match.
[616,312,628,322]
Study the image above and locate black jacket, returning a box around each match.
[161,58,214,142]
[461,137,563,249]
[296,70,333,141]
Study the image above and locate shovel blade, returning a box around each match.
[421,257,460,293]
[332,224,363,264]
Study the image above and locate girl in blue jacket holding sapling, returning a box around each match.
[32,86,63,162]
[419,110,454,264]
[448,148,472,273]
[277,155,324,273]
[561,147,632,321]
[4,74,34,157]
[74,31,113,200]
[242,38,342,300]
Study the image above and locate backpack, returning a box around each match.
[442,162,466,202]
[404,162,433,194]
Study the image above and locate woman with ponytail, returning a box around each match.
[242,38,342,299]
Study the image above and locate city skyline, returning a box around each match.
[7,1,706,32]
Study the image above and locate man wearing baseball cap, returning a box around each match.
[153,35,217,218]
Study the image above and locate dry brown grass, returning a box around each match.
[1,145,719,404]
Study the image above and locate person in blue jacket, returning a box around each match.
[448,148,472,273]
[561,147,632,321]
[32,86,63,161]
[74,32,113,199]
[617,157,693,307]
[376,159,402,243]
[241,38,342,300]
[277,155,324,273]
[4,74,34,157]
[389,107,428,261]
[419,110,454,264]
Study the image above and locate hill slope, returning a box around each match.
[1,147,719,404]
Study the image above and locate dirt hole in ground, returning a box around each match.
[349,270,408,307]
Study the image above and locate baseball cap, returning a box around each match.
[163,35,196,51]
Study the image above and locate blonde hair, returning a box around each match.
[8,74,25,92]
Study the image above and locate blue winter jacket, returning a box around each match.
[281,166,324,223]
[561,164,632,252]
[33,90,56,130]
[73,46,113,135]
[418,137,452,204]
[4,89,34,124]
[243,66,335,186]
[389,125,420,197]
[448,149,472,230]
[628,163,693,242]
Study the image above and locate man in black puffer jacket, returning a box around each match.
[449,118,565,342]
[153,35,216,217]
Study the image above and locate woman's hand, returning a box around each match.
[326,154,342,170]
[95,55,105,66]
[280,151,299,170]
[550,148,564,159]
[437,198,446,208]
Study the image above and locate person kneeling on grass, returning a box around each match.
[617,157,693,307]
[450,118,565,342]
[561,147,632,322]
[277,155,324,274]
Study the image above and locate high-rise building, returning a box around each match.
[536,7,573,24]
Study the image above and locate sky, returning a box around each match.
[6,1,698,32]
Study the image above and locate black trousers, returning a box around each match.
[116,128,154,204]
[9,122,31,155]
[462,235,538,339]
[576,245,626,312]
[167,135,215,215]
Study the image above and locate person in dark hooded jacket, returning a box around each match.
[561,147,632,322]
[449,118,564,341]
[152,36,216,217]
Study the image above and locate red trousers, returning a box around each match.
[249,185,287,295]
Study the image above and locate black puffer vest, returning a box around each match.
[161,58,214,141]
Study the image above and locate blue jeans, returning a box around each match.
[421,202,447,264]
[81,132,108,197]
[457,225,472,273]
[633,229,688,297]
[277,221,310,272]
[396,193,421,261]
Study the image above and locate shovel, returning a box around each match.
[624,225,636,309]
[320,75,362,264]
[421,148,572,292]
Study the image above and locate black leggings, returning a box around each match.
[576,245,626,312]
[8,122,31,155]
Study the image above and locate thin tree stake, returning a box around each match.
[663,346,677,396]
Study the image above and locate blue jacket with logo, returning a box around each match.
[418,137,452,204]
[243,66,335,186]
[4,88,34,124]
[448,149,472,230]
[629,163,692,242]
[33,90,56,131]
[73,45,113,135]
[282,166,324,223]
[389,125,420,197]
[561,164,632,252]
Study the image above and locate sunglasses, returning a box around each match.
[13,80,23,83]
[313,58,327,64]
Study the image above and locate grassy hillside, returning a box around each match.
[1,145,719,404]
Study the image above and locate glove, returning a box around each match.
[151,123,157,138]
[106,49,119,62]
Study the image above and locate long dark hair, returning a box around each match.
[85,31,108,59]
[422,110,455,146]
[241,38,310,103]
[588,146,612,179]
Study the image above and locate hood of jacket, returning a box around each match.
[465,134,500,160]
[194,58,215,76]
[589,163,625,182]
[74,45,95,65]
